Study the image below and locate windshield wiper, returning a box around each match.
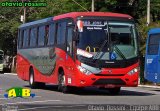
[111,25,132,60]
[113,45,126,60]
[93,39,108,61]
[93,24,109,62]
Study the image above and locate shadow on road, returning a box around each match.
[24,85,155,96]
[151,89,160,92]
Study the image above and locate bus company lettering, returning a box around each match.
[147,59,153,64]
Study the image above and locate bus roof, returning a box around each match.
[18,12,133,29]
[19,17,53,29]
[148,28,160,35]
[53,12,133,21]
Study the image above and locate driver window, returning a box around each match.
[67,27,73,56]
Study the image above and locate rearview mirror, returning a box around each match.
[77,20,84,32]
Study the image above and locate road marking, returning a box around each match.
[123,87,160,95]
[0,99,62,105]
[0,98,11,100]
[138,85,160,89]
[0,89,5,91]
[74,105,86,107]
[0,96,41,100]
[19,105,86,111]
[19,106,63,111]
[4,73,17,75]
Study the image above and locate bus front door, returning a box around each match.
[158,44,160,83]
[145,43,160,83]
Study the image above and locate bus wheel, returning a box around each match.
[108,87,121,95]
[58,71,69,93]
[29,69,38,89]
[29,69,45,89]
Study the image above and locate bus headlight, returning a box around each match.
[77,65,92,75]
[128,67,139,75]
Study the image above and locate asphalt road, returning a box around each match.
[0,73,160,111]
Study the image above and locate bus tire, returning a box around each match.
[108,87,121,95]
[29,69,38,89]
[58,70,69,93]
[29,69,45,89]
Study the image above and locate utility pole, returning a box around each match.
[23,7,26,23]
[91,0,94,12]
[21,0,26,24]
[147,0,150,26]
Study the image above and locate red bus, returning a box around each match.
[17,12,140,94]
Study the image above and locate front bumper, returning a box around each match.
[66,63,139,87]
[75,72,138,87]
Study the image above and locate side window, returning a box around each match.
[48,24,55,46]
[30,27,37,47]
[28,29,31,47]
[45,25,49,45]
[18,29,24,48]
[148,34,160,55]
[38,26,45,46]
[23,29,29,48]
[67,27,73,55]
[57,22,66,45]
[18,29,20,48]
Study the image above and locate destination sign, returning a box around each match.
[83,20,107,27]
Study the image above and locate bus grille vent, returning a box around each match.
[93,78,126,85]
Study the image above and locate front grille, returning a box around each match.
[94,74,125,76]
[93,78,126,85]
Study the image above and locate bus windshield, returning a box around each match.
[77,20,138,60]
[148,34,160,55]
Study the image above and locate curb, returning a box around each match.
[4,73,17,75]
[138,85,160,89]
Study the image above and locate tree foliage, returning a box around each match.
[0,0,160,55]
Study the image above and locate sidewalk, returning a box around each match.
[3,73,17,75]
[138,84,160,88]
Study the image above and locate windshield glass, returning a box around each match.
[77,19,138,60]
[148,34,160,55]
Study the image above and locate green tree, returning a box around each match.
[0,0,160,56]
[26,0,90,21]
[0,0,21,55]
